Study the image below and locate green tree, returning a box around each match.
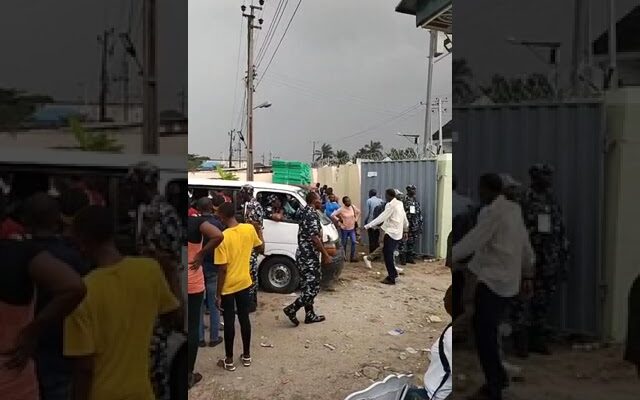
[452,59,476,105]
[318,143,335,161]
[0,88,53,130]
[216,165,239,180]
[335,150,350,165]
[70,118,123,153]
[481,73,554,104]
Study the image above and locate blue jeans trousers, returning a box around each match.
[199,265,221,342]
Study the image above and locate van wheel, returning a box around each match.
[259,256,299,294]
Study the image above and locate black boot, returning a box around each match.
[512,329,529,359]
[304,305,326,324]
[283,303,300,327]
[398,254,407,266]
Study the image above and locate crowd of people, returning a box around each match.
[447,164,640,400]
[0,163,186,400]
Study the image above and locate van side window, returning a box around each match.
[257,191,301,222]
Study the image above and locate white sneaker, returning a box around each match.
[364,256,373,269]
[395,266,404,274]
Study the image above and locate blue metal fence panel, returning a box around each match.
[360,160,438,257]
[453,102,604,335]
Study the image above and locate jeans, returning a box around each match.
[187,291,204,374]
[474,282,510,400]
[199,268,221,342]
[368,232,385,261]
[341,229,357,260]
[404,387,430,400]
[35,353,71,400]
[367,228,380,253]
[221,287,252,359]
[382,234,400,280]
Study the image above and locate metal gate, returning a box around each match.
[360,160,438,257]
[454,101,604,336]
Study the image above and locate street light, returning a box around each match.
[247,101,271,181]
[253,101,272,110]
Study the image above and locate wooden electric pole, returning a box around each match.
[242,1,263,181]
[98,28,114,122]
[142,0,158,154]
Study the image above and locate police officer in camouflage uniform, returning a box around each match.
[283,191,333,326]
[517,164,569,355]
[238,184,264,313]
[127,162,185,399]
[399,185,423,265]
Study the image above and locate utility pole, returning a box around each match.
[228,129,236,168]
[178,88,186,116]
[423,30,437,159]
[98,28,114,122]
[608,0,618,89]
[113,53,130,122]
[142,0,158,154]
[242,1,263,181]
[312,141,316,164]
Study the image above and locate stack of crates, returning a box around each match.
[272,160,312,185]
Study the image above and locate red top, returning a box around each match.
[188,207,199,217]
[0,218,26,239]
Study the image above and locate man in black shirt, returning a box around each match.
[24,193,91,400]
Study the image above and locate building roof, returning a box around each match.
[395,0,452,33]
[431,120,452,140]
[593,5,640,55]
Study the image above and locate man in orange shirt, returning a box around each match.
[214,202,264,371]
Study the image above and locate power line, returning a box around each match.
[256,0,286,64]
[263,73,408,116]
[332,103,422,143]
[255,0,302,88]
[256,0,288,67]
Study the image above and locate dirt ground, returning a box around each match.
[455,342,640,400]
[189,258,451,400]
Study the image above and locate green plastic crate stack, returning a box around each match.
[271,160,311,185]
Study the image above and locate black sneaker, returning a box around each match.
[283,305,300,327]
[209,337,223,347]
[304,313,326,324]
[198,340,206,348]
[381,277,396,285]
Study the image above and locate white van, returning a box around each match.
[0,148,188,398]
[188,178,344,293]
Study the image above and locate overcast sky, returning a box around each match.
[455,0,639,90]
[0,0,186,111]
[188,0,452,161]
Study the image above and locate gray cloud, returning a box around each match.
[188,0,452,161]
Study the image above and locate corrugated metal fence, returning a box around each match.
[454,102,604,335]
[360,160,438,257]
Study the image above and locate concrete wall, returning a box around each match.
[436,154,452,259]
[603,88,640,341]
[315,164,362,214]
[0,129,187,155]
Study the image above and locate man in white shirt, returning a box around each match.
[452,173,534,400]
[405,286,453,400]
[364,188,409,285]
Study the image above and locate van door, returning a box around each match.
[255,190,300,257]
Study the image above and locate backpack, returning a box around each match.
[372,202,386,221]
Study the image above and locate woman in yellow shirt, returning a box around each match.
[214,203,264,371]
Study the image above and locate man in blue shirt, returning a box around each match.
[324,193,340,219]
[364,189,384,253]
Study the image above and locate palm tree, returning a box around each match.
[318,143,335,161]
[481,73,555,104]
[363,140,384,159]
[452,59,475,105]
[336,150,350,165]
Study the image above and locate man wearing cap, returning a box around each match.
[519,164,569,355]
[399,184,423,265]
[238,184,264,313]
[127,161,184,400]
